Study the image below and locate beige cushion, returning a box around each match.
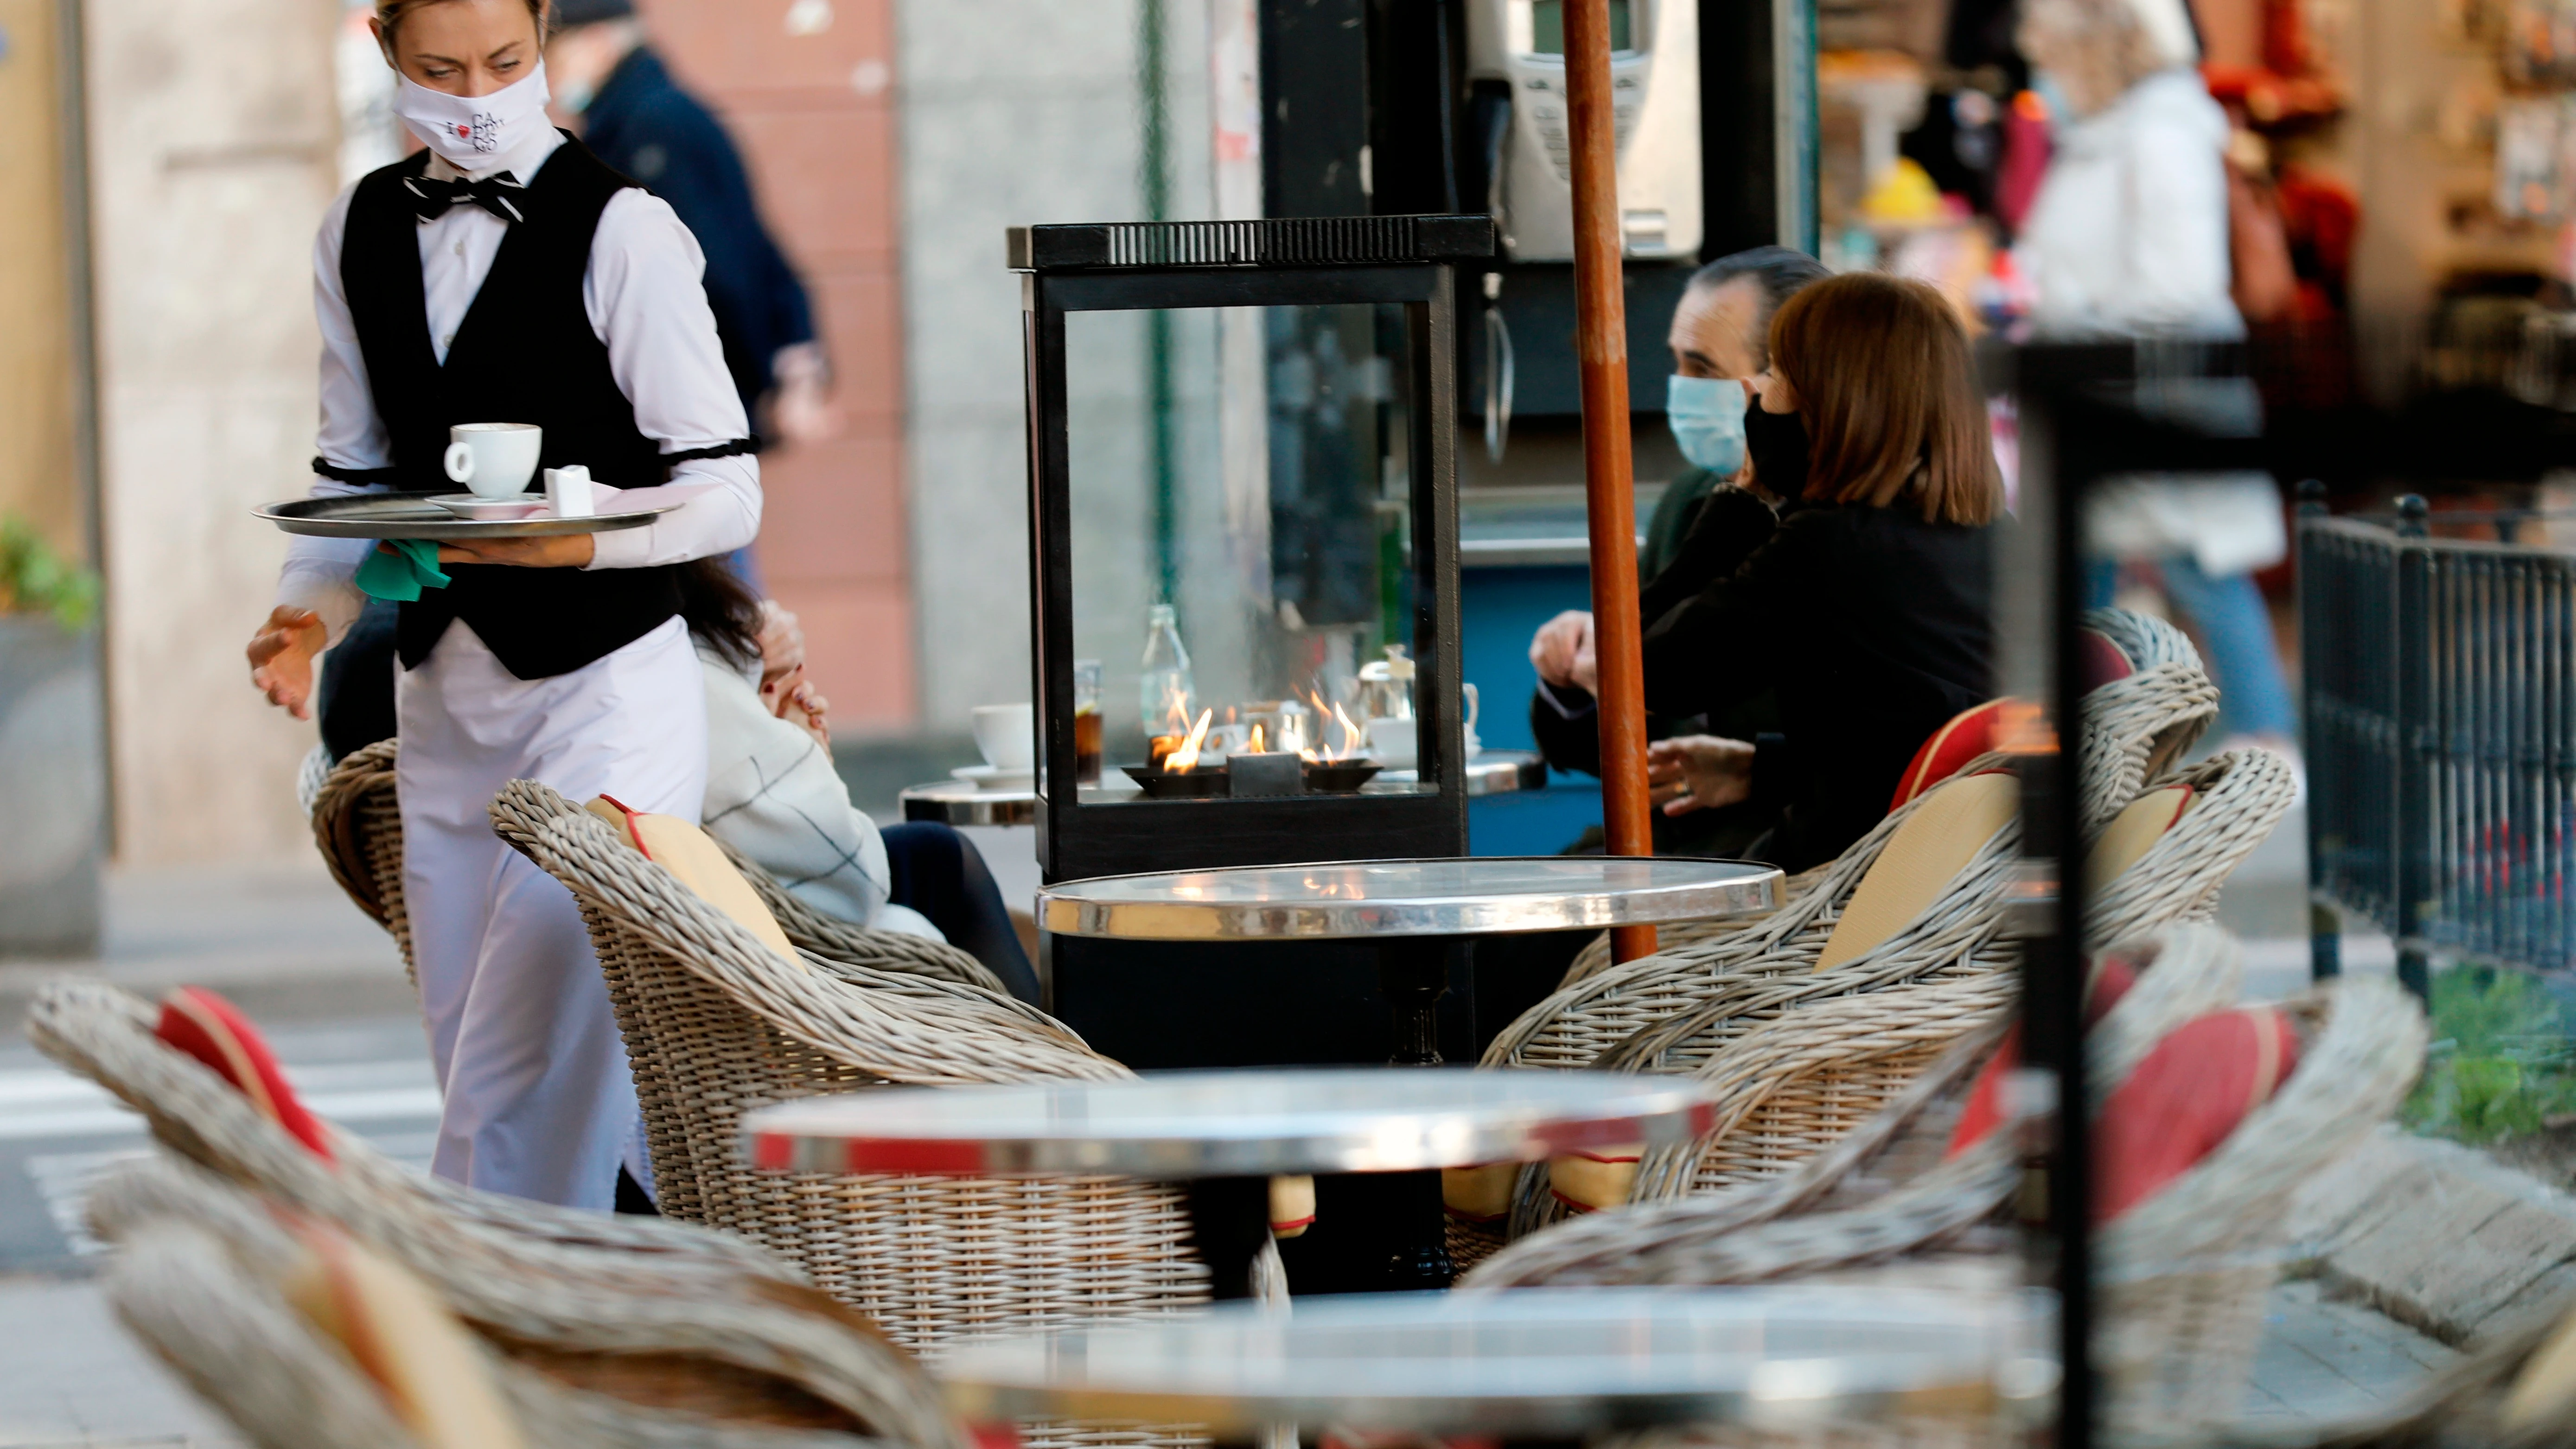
[1441,1164,1517,1225]
[586,796,807,973]
[1546,1144,1644,1213]
[1814,770,2019,972]
[1268,1175,1316,1239]
[2507,1301,2576,1429]
[2086,784,2195,894]
[282,1223,527,1449]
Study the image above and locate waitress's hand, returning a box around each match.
[247,606,326,720]
[1649,734,1756,816]
[430,535,597,568]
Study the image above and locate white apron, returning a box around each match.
[395,613,706,1208]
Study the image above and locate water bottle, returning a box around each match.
[1139,603,1196,740]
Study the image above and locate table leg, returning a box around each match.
[1376,937,1450,1067]
[1182,1175,1275,1300]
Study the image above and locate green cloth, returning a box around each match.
[354,539,450,602]
[1641,466,1722,585]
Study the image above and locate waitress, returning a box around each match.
[244,0,758,1209]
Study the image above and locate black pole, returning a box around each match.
[2296,479,2343,981]
[2394,493,2435,1004]
[2015,371,2094,1449]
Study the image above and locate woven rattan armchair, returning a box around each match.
[89,1153,965,1448]
[28,980,798,1284]
[1465,749,2296,1252]
[308,740,999,996]
[105,1212,887,1449]
[1470,974,2426,1442]
[1462,923,2251,1288]
[488,779,1210,1348]
[312,740,415,984]
[2078,606,2219,831]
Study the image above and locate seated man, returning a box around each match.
[1526,246,1828,858]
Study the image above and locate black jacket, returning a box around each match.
[1640,500,1997,871]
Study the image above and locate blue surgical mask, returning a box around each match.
[1666,374,1749,478]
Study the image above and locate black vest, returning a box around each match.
[340,137,682,679]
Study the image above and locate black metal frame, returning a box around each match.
[1014,217,1495,882]
[2004,341,2276,1449]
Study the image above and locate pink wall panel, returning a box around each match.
[638,0,914,731]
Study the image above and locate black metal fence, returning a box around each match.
[2303,501,2576,989]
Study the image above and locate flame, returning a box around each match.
[1297,690,1369,763]
[1167,709,1214,772]
[1247,722,1266,754]
[1157,678,1194,739]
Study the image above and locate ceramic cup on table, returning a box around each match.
[1366,716,1416,768]
[970,703,1036,771]
[443,423,543,500]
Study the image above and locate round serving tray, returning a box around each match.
[257,491,679,541]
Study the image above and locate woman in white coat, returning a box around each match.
[2016,0,2299,747]
[246,0,756,1210]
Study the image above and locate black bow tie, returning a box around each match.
[402,172,529,224]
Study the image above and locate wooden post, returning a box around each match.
[1563,0,1657,963]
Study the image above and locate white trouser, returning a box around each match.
[395,615,706,1209]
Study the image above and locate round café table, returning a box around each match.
[937,1286,2049,1442]
[898,751,1553,826]
[1037,856,1780,1066]
[743,1067,1715,1297]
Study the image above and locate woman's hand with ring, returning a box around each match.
[1647,734,1756,815]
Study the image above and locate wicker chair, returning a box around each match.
[1553,607,2219,989]
[1469,974,2427,1443]
[2077,606,2219,831]
[27,980,798,1284]
[88,1152,965,1449]
[487,779,1211,1349]
[1461,923,2251,1288]
[312,740,415,983]
[1465,749,2297,1252]
[104,1213,885,1449]
[309,740,1001,996]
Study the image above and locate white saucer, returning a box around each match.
[430,493,547,520]
[952,764,1036,791]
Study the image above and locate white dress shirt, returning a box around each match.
[279,124,760,645]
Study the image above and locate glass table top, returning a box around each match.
[937,1286,2049,1436]
[742,1066,1715,1177]
[1037,856,1781,940]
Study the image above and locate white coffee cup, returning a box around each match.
[970,703,1036,770]
[544,464,595,518]
[443,423,543,500]
[1365,716,1417,768]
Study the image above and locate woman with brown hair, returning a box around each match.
[1640,272,2002,871]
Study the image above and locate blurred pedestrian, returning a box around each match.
[2016,0,2298,753]
[545,0,833,460]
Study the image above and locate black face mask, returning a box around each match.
[1743,406,1811,505]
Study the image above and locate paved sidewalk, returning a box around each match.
[0,1274,238,1449]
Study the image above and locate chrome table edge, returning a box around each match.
[1038,857,1780,940]
[899,780,1038,826]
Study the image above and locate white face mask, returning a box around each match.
[393,61,552,170]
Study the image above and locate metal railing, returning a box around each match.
[2303,496,2576,990]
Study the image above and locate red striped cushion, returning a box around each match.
[1887,699,2015,812]
[155,986,335,1162]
